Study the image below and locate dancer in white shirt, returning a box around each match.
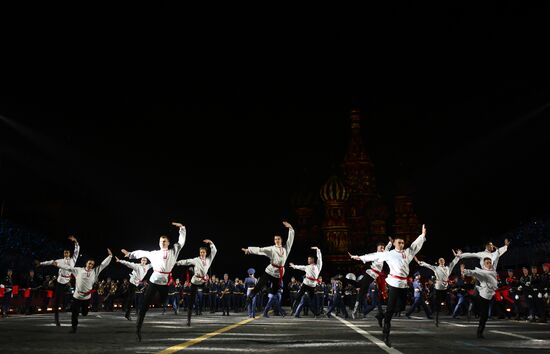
[460,253,499,338]
[176,239,217,326]
[289,246,322,317]
[117,257,151,320]
[54,248,112,333]
[350,225,426,347]
[459,239,509,268]
[415,254,460,326]
[348,238,392,322]
[37,235,80,326]
[242,221,294,307]
[121,222,186,341]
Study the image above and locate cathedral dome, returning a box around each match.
[320,175,350,202]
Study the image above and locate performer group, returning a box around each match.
[8,218,546,349]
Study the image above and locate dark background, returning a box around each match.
[1,5,549,277]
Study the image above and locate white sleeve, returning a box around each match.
[247,246,273,258]
[291,264,307,272]
[385,241,392,251]
[316,249,322,271]
[492,248,501,270]
[97,255,112,274]
[209,242,217,262]
[418,261,436,273]
[285,228,295,256]
[463,268,490,282]
[359,252,387,263]
[129,250,152,260]
[176,258,194,266]
[407,234,426,258]
[56,263,77,274]
[459,252,483,260]
[40,260,56,266]
[72,243,80,264]
[173,226,187,254]
[118,260,140,271]
[447,256,460,273]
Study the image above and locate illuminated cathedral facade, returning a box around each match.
[291,108,420,274]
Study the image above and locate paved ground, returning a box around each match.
[1,309,549,353]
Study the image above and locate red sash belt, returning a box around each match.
[271,264,284,280]
[389,274,408,280]
[306,276,321,283]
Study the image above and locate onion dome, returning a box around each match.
[320,175,350,202]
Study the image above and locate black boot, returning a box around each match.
[383,320,391,347]
[375,312,384,328]
[477,327,485,339]
[136,327,142,342]
[435,312,439,327]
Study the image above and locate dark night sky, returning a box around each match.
[1,6,549,275]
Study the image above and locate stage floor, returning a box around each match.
[1,309,549,353]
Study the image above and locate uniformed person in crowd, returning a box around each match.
[220,273,234,316]
[288,276,300,313]
[405,273,432,319]
[519,266,535,321]
[531,265,546,322]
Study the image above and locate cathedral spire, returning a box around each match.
[342,108,377,196]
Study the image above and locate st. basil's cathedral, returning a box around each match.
[290,108,420,275]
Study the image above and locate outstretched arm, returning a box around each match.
[416,257,436,273]
[407,224,427,257]
[447,256,460,273]
[385,237,393,251]
[284,221,295,255]
[243,246,272,258]
[204,239,217,261]
[358,251,388,263]
[122,248,151,260]
[497,238,509,257]
[97,249,113,274]
[289,262,306,271]
[463,268,491,282]
[68,235,80,263]
[172,222,187,253]
[176,258,194,266]
[117,258,141,271]
[53,260,76,274]
[312,246,322,269]
[39,259,59,266]
[492,247,501,270]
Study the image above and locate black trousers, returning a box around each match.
[137,283,168,330]
[384,286,408,336]
[294,284,317,315]
[478,296,491,334]
[54,282,70,323]
[355,275,374,305]
[250,273,281,297]
[187,283,204,321]
[71,298,90,330]
[124,284,137,317]
[434,289,447,314]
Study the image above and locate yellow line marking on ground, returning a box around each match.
[156,316,259,353]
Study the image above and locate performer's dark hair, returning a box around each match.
[199,247,208,252]
[483,257,491,262]
[377,242,386,247]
